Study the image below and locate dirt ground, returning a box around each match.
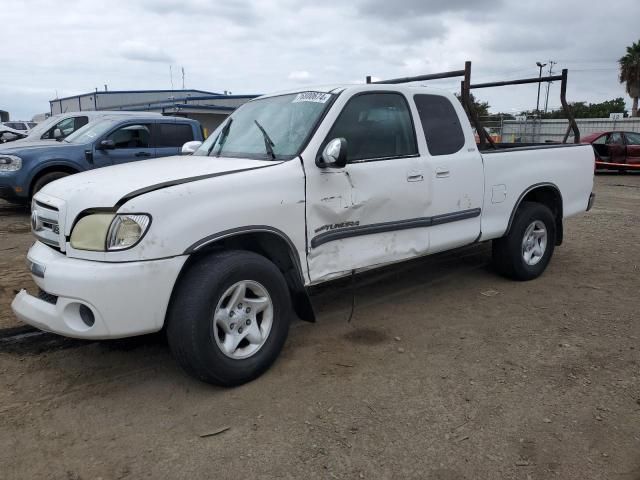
[0,174,639,480]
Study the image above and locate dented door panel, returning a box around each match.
[306,157,430,283]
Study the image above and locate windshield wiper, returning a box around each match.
[254,120,276,160]
[209,118,233,156]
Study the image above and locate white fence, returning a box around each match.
[482,117,640,143]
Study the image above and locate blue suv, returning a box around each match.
[0,115,203,203]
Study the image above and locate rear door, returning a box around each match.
[412,93,483,253]
[623,132,640,166]
[94,122,155,166]
[153,121,196,158]
[305,91,430,282]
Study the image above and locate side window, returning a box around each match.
[414,94,465,156]
[28,122,38,129]
[106,124,152,149]
[326,93,417,162]
[624,132,640,145]
[74,116,89,131]
[592,134,607,145]
[607,132,623,145]
[42,117,75,139]
[155,123,194,147]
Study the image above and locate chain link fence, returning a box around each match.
[478,116,640,144]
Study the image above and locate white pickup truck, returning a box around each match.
[12,85,595,385]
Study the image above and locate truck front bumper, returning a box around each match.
[11,241,187,339]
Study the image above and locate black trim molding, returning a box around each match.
[310,208,481,248]
[184,225,305,286]
[115,163,280,208]
[505,182,562,234]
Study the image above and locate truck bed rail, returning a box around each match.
[366,62,581,149]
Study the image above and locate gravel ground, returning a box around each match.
[0,174,639,479]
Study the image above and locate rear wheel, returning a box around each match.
[166,250,292,386]
[492,202,556,281]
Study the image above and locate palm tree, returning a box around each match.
[619,40,640,117]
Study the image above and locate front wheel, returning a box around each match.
[492,202,556,281]
[166,250,292,386]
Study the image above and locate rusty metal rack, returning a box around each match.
[366,61,580,149]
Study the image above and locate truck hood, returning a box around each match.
[0,139,66,153]
[38,154,282,214]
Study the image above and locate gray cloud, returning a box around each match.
[0,0,638,120]
[137,0,259,23]
[119,41,174,63]
[357,0,503,18]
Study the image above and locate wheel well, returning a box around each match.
[30,165,79,197]
[511,185,564,245]
[175,231,315,322]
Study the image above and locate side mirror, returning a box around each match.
[181,140,202,155]
[99,139,115,150]
[53,128,63,140]
[318,138,347,168]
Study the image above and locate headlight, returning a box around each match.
[70,213,151,251]
[106,214,151,250]
[0,155,22,172]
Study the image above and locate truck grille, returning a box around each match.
[31,200,62,250]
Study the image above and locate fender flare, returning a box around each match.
[505,182,564,244]
[183,226,315,322]
[28,159,84,191]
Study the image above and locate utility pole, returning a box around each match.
[535,61,546,114]
[544,60,557,113]
[181,67,185,90]
[631,54,640,117]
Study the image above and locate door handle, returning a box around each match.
[135,152,151,158]
[435,168,450,178]
[407,173,424,182]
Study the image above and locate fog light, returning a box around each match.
[79,304,95,327]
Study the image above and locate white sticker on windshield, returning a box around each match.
[292,92,331,104]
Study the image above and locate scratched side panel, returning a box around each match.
[307,228,430,283]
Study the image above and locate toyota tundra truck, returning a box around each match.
[12,84,595,386]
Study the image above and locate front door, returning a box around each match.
[305,91,430,283]
[94,123,156,166]
[606,132,626,164]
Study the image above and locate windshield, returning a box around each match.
[24,115,61,138]
[195,91,334,160]
[64,119,116,144]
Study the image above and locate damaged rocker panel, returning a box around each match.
[310,208,481,248]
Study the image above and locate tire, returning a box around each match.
[166,250,292,386]
[32,172,70,197]
[492,201,556,281]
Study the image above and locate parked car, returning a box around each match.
[0,115,203,202]
[0,124,28,143]
[12,85,595,386]
[2,120,38,132]
[9,111,162,145]
[582,130,640,171]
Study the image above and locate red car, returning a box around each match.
[582,131,640,171]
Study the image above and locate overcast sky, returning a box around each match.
[2,0,639,120]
